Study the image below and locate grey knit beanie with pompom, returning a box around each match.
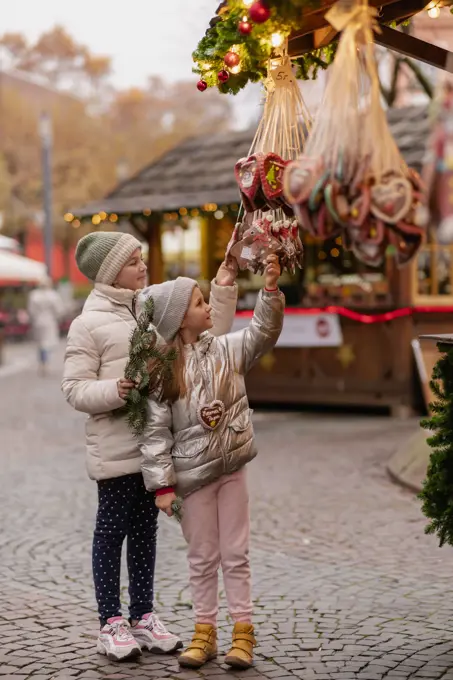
[141,277,197,342]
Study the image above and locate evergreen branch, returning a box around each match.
[111,295,177,437]
[419,343,453,547]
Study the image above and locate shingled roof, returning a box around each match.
[75,105,430,218]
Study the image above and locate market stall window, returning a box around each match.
[413,230,453,302]
[302,235,392,308]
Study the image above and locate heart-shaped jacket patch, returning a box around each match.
[197,400,226,431]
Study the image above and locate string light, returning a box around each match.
[231,64,242,74]
[214,210,225,220]
[109,214,118,223]
[92,214,101,225]
[427,1,440,17]
[243,0,254,7]
[190,208,200,217]
[330,248,340,257]
[99,211,107,221]
[143,209,152,216]
[64,212,74,222]
[179,207,188,216]
[72,219,81,229]
[271,33,284,48]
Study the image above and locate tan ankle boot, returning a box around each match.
[225,622,256,669]
[178,624,217,668]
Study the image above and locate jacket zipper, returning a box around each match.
[193,343,228,472]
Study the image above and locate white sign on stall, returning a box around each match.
[231,312,343,348]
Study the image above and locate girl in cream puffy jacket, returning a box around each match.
[62,230,239,663]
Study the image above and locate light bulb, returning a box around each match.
[231,64,241,74]
[271,32,284,48]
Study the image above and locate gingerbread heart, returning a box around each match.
[197,400,225,431]
[370,176,413,225]
[349,185,371,227]
[294,202,316,236]
[259,153,288,202]
[308,170,329,212]
[352,240,385,268]
[387,228,422,267]
[325,180,349,227]
[283,156,323,205]
[234,155,264,212]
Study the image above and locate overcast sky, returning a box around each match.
[2,0,261,127]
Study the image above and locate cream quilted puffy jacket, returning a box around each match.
[62,280,238,481]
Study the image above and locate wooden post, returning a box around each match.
[146,214,164,284]
[199,216,210,281]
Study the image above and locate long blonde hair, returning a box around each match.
[149,333,187,403]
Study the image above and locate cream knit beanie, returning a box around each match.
[75,231,142,285]
[141,277,197,342]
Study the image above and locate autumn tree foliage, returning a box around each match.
[0,26,231,242]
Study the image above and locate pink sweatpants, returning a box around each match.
[181,467,252,626]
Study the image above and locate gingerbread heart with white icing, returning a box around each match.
[197,400,225,431]
[370,176,413,225]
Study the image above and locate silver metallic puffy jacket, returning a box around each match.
[140,289,285,498]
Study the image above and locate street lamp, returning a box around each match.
[39,111,53,278]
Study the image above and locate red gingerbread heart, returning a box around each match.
[259,153,288,203]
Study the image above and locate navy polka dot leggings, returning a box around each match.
[92,473,158,625]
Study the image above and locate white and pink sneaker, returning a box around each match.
[132,613,182,654]
[97,617,142,661]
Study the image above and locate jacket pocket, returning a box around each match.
[228,409,254,448]
[172,434,210,459]
[229,409,253,433]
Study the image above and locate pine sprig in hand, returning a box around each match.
[419,343,453,547]
[112,296,177,437]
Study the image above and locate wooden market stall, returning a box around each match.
[73,0,453,415]
[72,103,452,416]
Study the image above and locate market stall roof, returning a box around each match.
[0,250,46,284]
[73,105,429,219]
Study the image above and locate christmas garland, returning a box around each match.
[419,343,453,547]
[112,296,177,437]
[193,0,337,95]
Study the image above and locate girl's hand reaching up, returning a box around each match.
[215,259,238,287]
[155,491,177,517]
[264,255,281,291]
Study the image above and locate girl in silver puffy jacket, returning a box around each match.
[140,255,285,670]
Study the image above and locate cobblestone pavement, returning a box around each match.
[2,345,453,680]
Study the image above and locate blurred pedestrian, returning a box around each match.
[28,276,63,375]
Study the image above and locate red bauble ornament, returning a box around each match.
[218,69,230,83]
[249,1,271,23]
[224,51,240,68]
[238,19,253,35]
[197,80,208,92]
